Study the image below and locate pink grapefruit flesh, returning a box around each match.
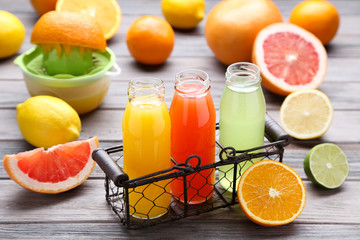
[3,137,99,194]
[253,23,327,96]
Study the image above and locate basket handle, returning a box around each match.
[265,113,291,146]
[92,148,128,187]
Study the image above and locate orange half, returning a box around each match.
[3,137,99,194]
[56,0,122,40]
[237,160,306,226]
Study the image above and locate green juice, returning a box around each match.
[218,63,266,192]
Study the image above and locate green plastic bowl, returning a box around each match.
[14,47,121,114]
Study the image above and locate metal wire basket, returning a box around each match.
[92,114,291,229]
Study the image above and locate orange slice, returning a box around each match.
[237,160,306,226]
[3,137,99,194]
[56,0,122,40]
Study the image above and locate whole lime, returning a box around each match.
[16,96,81,149]
[0,10,25,59]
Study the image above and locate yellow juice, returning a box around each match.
[123,100,171,219]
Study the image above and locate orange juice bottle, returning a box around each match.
[170,69,216,204]
[122,78,171,219]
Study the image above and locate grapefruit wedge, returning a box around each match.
[253,23,327,96]
[3,137,99,194]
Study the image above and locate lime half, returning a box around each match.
[304,143,349,189]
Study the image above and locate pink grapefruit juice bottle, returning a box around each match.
[170,69,216,204]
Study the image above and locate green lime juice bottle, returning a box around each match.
[219,62,266,192]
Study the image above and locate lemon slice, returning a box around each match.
[280,89,333,139]
[304,143,349,189]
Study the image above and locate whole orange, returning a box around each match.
[289,0,339,45]
[205,0,283,66]
[30,0,57,15]
[126,16,175,65]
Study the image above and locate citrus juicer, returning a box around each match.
[15,46,120,115]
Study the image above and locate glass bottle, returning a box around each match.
[122,77,171,219]
[170,69,216,204]
[219,62,266,192]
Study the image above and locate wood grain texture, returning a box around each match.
[1,180,359,225]
[1,223,359,240]
[0,0,359,239]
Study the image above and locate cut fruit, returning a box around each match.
[304,143,349,189]
[56,0,122,40]
[237,160,306,226]
[252,23,327,96]
[3,137,99,194]
[280,89,333,140]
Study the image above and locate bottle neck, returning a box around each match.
[225,62,261,93]
[128,78,165,106]
[175,69,210,97]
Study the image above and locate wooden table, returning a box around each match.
[1,0,359,239]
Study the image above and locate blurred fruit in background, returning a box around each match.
[56,0,122,40]
[161,0,205,29]
[289,0,340,45]
[126,16,175,65]
[253,23,327,96]
[205,0,283,65]
[0,10,25,59]
[30,0,57,15]
[16,96,81,149]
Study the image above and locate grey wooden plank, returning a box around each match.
[0,79,359,110]
[1,1,359,61]
[1,222,360,240]
[2,0,360,17]
[0,109,358,143]
[7,18,360,59]
[1,143,359,181]
[1,55,360,84]
[0,179,359,224]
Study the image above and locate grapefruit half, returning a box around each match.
[3,137,99,194]
[252,23,327,96]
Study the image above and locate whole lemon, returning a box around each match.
[0,11,25,59]
[162,0,205,29]
[16,96,81,149]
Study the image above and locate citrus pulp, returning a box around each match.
[280,89,333,140]
[56,0,122,40]
[238,160,306,226]
[252,23,328,96]
[304,143,349,189]
[3,137,98,194]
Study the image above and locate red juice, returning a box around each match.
[170,69,216,204]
